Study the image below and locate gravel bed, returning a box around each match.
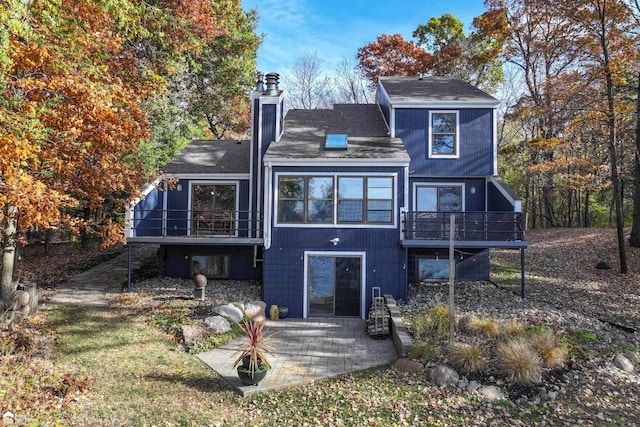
[130,276,262,316]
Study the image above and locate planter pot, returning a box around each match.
[279,307,289,319]
[237,367,268,385]
[242,356,262,370]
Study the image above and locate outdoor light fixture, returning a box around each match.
[176,184,183,191]
[330,237,340,246]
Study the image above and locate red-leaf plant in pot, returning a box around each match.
[233,319,277,384]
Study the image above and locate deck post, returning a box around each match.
[127,244,132,292]
[520,247,525,299]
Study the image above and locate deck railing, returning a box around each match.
[129,209,263,238]
[403,211,525,242]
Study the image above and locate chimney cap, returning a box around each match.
[264,72,280,96]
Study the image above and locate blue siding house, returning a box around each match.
[126,73,527,319]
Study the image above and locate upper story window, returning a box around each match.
[415,184,463,213]
[277,176,334,223]
[429,111,459,158]
[191,183,236,236]
[277,174,394,225]
[337,177,393,224]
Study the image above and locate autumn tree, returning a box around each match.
[485,0,588,228]
[0,0,259,305]
[356,34,434,84]
[414,12,505,92]
[627,0,640,247]
[185,1,259,139]
[0,0,152,305]
[557,0,638,273]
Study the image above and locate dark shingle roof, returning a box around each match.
[265,104,409,161]
[163,139,250,174]
[379,76,498,105]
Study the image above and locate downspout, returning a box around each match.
[264,161,273,250]
[492,109,498,175]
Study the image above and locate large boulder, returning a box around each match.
[181,324,209,345]
[427,365,459,387]
[613,353,635,373]
[393,358,424,373]
[213,303,243,323]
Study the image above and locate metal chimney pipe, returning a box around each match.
[255,71,264,92]
[265,72,279,95]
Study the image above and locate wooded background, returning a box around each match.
[2,0,640,304]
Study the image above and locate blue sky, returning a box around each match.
[240,0,488,77]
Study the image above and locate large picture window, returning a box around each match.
[277,175,394,225]
[429,111,459,158]
[191,183,236,236]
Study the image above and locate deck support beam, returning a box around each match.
[127,244,133,292]
[520,247,526,299]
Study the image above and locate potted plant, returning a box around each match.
[233,319,276,385]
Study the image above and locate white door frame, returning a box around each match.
[303,251,367,319]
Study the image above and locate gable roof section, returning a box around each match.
[265,104,409,164]
[379,76,499,108]
[163,139,250,174]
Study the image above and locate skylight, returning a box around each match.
[325,134,348,150]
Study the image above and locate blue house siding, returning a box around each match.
[263,227,406,318]
[133,186,164,236]
[487,181,516,211]
[166,180,189,236]
[395,109,494,176]
[160,245,261,280]
[260,104,277,158]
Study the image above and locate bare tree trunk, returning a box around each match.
[630,73,640,247]
[584,190,590,228]
[604,72,627,273]
[1,205,18,308]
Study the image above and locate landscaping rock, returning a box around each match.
[467,380,481,393]
[622,349,640,365]
[478,385,505,402]
[427,365,459,387]
[594,260,612,269]
[244,301,266,320]
[393,358,424,373]
[213,303,243,322]
[181,324,208,345]
[613,353,635,373]
[204,315,231,334]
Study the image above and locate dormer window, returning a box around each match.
[429,111,459,158]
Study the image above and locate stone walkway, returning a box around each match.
[198,317,398,397]
[44,244,158,307]
[44,244,399,396]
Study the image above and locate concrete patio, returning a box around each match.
[198,317,398,397]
